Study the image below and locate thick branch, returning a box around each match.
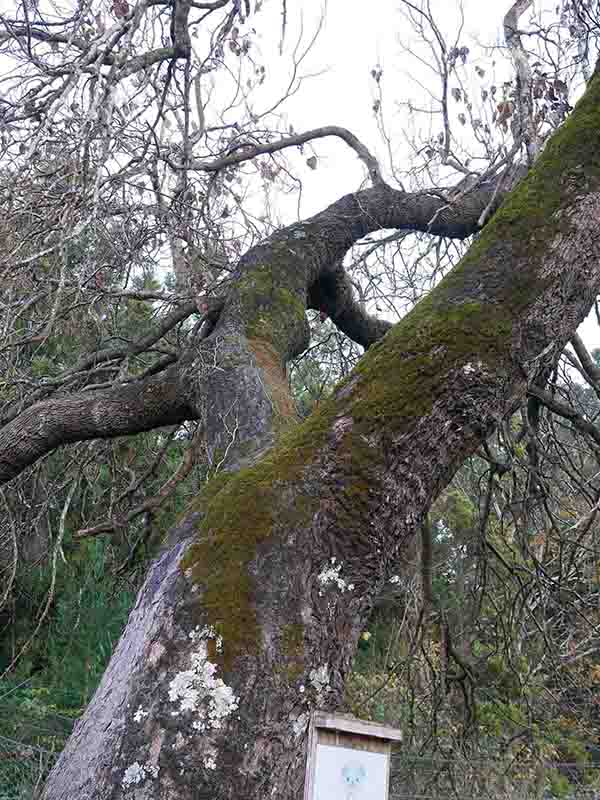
[307,261,392,348]
[1,301,197,425]
[0,366,197,484]
[243,169,523,354]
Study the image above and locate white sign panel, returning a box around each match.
[313,744,388,800]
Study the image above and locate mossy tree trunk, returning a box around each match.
[37,67,600,800]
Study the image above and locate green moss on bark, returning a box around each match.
[180,301,525,669]
[236,264,306,356]
[280,623,305,681]
[182,468,277,670]
[181,71,600,672]
[350,300,514,426]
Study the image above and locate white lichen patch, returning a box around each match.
[168,629,238,733]
[133,705,149,723]
[309,664,330,693]
[462,359,489,377]
[122,761,146,788]
[122,759,160,788]
[203,754,217,770]
[146,762,160,779]
[308,664,333,704]
[292,712,309,737]
[317,557,355,596]
[189,624,223,654]
[307,665,332,706]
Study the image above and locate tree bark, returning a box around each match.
[0,365,196,484]
[38,68,600,800]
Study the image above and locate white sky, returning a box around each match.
[253,0,506,212]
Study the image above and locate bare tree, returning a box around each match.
[0,0,599,797]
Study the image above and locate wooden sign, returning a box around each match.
[303,712,402,800]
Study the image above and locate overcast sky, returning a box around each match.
[251,0,508,213]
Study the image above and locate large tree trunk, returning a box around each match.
[40,69,600,799]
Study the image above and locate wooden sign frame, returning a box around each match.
[303,712,402,800]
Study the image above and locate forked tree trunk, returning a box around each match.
[41,70,600,800]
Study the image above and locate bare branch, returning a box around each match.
[190,126,384,184]
[527,385,600,447]
[504,0,542,163]
[76,423,204,538]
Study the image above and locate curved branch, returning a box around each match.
[307,262,392,349]
[190,125,383,184]
[258,168,523,351]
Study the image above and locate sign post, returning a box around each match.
[303,712,402,800]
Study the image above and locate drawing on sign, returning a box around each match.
[314,744,387,799]
[342,760,367,798]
